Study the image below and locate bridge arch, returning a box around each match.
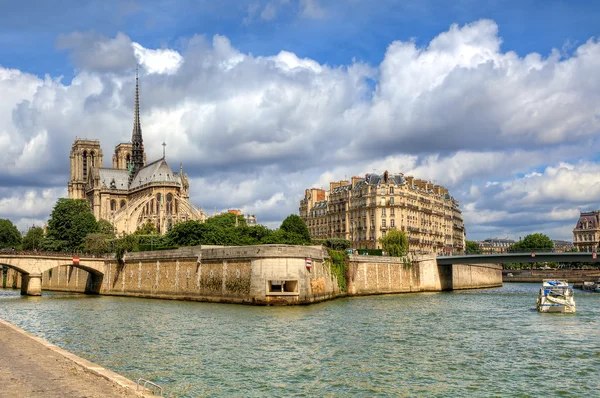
[0,255,106,296]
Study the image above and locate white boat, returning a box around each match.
[536,280,576,313]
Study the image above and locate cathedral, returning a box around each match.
[67,72,206,235]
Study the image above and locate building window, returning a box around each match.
[391,219,395,227]
[382,219,386,227]
[390,187,394,194]
[381,188,386,195]
[382,208,386,216]
[82,151,88,179]
[120,200,126,208]
[110,199,117,212]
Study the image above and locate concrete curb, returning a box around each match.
[0,318,160,397]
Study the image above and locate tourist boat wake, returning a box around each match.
[536,280,576,313]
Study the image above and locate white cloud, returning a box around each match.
[2,20,600,240]
[132,43,182,75]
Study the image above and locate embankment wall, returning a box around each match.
[2,246,502,304]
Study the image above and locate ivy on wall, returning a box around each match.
[327,249,349,292]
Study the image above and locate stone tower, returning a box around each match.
[130,68,145,179]
[68,139,103,199]
[113,143,132,170]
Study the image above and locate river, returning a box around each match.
[0,283,598,397]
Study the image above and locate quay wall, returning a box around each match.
[452,263,503,289]
[504,269,600,283]
[2,246,502,304]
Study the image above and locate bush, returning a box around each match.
[327,249,349,292]
[324,238,351,251]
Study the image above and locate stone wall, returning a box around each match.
[452,263,502,289]
[347,255,421,295]
[37,245,342,305]
[347,255,501,295]
[0,246,503,304]
[2,268,21,289]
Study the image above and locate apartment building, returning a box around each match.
[573,211,600,252]
[300,171,465,254]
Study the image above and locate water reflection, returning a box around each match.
[0,284,598,397]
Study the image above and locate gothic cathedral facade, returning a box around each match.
[67,72,206,235]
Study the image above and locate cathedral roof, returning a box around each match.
[129,158,180,190]
[99,169,130,190]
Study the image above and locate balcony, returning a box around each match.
[380,226,387,231]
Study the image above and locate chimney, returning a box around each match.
[352,176,362,187]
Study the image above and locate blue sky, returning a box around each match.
[3,0,600,78]
[1,0,600,241]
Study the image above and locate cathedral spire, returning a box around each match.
[131,66,145,179]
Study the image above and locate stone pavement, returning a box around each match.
[0,319,157,397]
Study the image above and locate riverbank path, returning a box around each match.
[0,318,154,397]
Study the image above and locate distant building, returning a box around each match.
[227,209,258,226]
[552,240,574,253]
[478,238,515,253]
[572,211,600,252]
[299,172,465,253]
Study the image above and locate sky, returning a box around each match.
[1,0,600,241]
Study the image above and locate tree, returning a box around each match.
[379,229,409,257]
[465,240,481,254]
[0,219,22,249]
[206,212,246,229]
[22,227,44,251]
[97,219,116,238]
[510,233,553,251]
[280,214,311,244]
[84,233,111,254]
[135,220,158,235]
[46,199,98,251]
[324,238,351,251]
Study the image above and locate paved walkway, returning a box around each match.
[0,319,155,397]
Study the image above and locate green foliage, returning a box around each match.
[510,233,554,251]
[165,218,314,248]
[280,214,311,244]
[114,234,139,262]
[465,240,481,254]
[0,219,22,249]
[39,236,67,252]
[22,227,44,250]
[324,238,351,251]
[137,234,177,251]
[97,219,115,238]
[206,212,246,229]
[327,249,349,292]
[379,229,409,257]
[46,199,98,251]
[135,220,159,235]
[311,238,326,246]
[84,233,112,254]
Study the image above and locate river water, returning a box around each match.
[0,284,598,397]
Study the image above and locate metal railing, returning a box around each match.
[438,248,580,257]
[137,378,163,396]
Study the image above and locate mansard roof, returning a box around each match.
[331,184,352,194]
[129,158,181,190]
[574,211,600,230]
[99,169,130,190]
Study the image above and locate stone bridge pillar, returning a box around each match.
[21,273,42,296]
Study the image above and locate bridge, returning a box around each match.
[0,255,105,296]
[437,250,600,265]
